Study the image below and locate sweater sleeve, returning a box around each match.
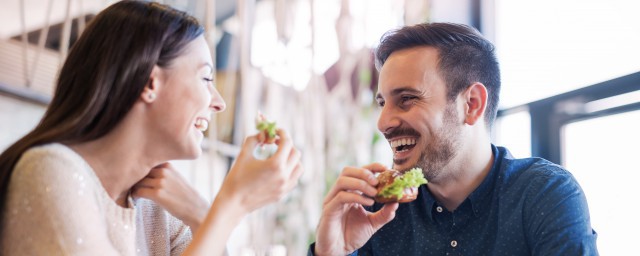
[168,211,193,256]
[2,145,122,255]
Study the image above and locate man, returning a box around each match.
[311,23,598,255]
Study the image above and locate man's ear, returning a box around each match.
[462,82,488,126]
[141,66,162,103]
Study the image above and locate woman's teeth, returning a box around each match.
[195,119,209,132]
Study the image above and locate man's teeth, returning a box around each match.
[195,119,209,132]
[390,138,416,149]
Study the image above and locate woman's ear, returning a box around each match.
[141,66,162,103]
[462,82,488,126]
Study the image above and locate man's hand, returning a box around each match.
[132,163,209,232]
[314,163,399,256]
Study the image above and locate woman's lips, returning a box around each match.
[194,118,209,132]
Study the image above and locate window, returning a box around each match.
[564,110,640,255]
[492,0,640,109]
[490,1,640,253]
[493,109,531,158]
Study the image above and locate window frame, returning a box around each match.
[497,71,640,164]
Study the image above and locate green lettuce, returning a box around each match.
[256,121,277,138]
[379,168,428,200]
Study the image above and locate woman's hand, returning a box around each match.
[183,128,303,256]
[132,163,209,232]
[218,128,304,215]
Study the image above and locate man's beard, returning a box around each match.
[395,103,462,181]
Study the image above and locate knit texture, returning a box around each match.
[1,143,192,255]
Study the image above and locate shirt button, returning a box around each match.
[436,206,443,212]
[451,240,458,248]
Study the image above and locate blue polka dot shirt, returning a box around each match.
[310,145,598,256]
[355,145,598,255]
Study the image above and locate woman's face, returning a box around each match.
[150,35,225,159]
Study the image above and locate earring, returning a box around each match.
[148,92,156,101]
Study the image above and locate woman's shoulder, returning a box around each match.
[16,143,88,171]
[12,143,94,187]
[19,143,81,162]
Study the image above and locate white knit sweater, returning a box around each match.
[1,143,192,255]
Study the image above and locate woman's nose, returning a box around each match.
[209,88,226,112]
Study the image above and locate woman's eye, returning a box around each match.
[376,100,385,107]
[203,78,213,83]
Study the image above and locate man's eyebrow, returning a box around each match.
[390,87,421,96]
[376,87,422,100]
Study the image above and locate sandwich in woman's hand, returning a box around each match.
[374,168,428,203]
[253,113,278,159]
[255,113,277,144]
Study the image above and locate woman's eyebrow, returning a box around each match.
[201,63,214,74]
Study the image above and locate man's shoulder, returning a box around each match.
[497,148,572,182]
[497,151,579,196]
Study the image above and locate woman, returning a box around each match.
[0,1,302,255]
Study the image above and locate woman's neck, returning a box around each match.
[69,120,158,207]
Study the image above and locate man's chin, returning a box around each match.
[392,158,417,172]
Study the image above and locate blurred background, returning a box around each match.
[1,0,639,255]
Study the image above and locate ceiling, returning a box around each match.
[0,0,238,39]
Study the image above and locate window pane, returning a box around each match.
[494,0,640,108]
[563,110,640,255]
[493,111,531,158]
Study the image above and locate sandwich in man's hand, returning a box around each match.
[374,168,428,203]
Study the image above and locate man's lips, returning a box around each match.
[383,128,420,161]
[389,137,418,154]
[390,137,417,149]
[383,127,420,141]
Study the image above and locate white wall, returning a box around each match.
[430,0,473,25]
[0,95,46,151]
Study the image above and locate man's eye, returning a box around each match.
[400,95,417,104]
[377,100,385,107]
[203,78,213,83]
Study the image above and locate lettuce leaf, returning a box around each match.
[379,168,428,200]
[256,121,277,138]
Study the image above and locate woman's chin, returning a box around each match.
[185,147,203,159]
[173,144,203,160]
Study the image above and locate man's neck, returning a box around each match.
[427,136,494,211]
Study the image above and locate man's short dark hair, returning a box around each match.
[375,22,501,128]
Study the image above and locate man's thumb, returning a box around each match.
[370,203,399,231]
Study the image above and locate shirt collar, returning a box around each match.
[468,144,502,217]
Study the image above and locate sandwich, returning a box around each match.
[253,113,278,159]
[374,168,428,203]
[255,113,277,144]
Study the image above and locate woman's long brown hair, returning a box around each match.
[0,1,204,228]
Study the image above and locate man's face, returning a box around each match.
[376,46,462,180]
